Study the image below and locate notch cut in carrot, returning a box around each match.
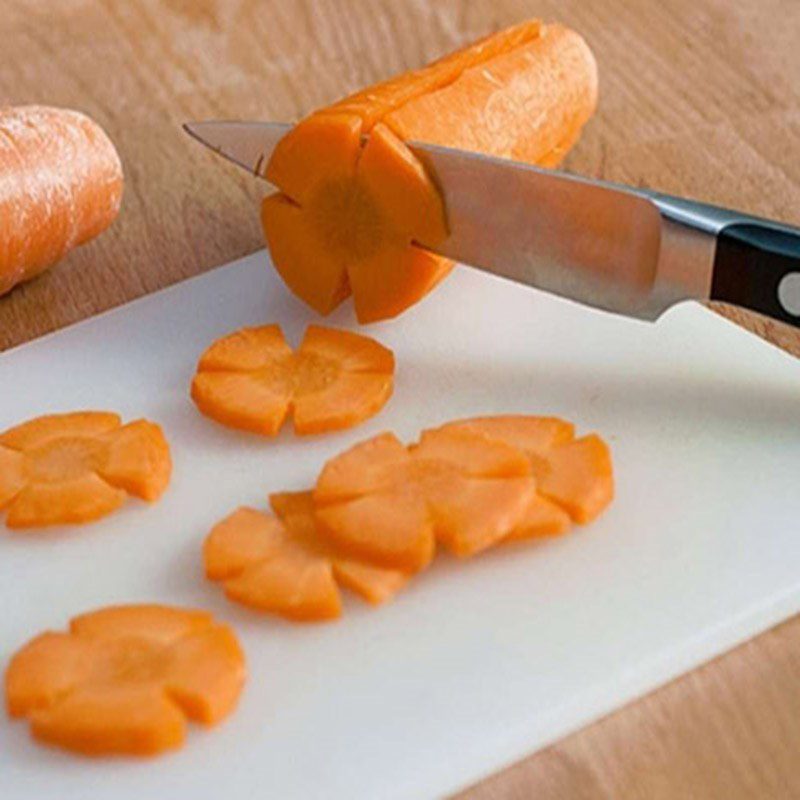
[5,605,245,756]
[262,21,597,322]
[0,412,171,529]
[204,491,410,621]
[191,324,394,436]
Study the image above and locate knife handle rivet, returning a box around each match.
[778,273,800,317]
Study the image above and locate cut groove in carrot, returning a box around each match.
[191,324,394,436]
[0,412,171,530]
[5,605,245,756]
[262,20,597,322]
[204,491,410,621]
[327,20,544,130]
[314,427,537,568]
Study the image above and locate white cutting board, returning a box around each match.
[1,251,799,799]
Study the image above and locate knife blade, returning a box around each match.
[184,120,800,329]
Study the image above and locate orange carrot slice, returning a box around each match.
[314,428,537,569]
[0,411,171,529]
[204,491,410,621]
[437,415,575,455]
[270,490,411,606]
[262,20,597,322]
[0,106,123,296]
[533,434,614,524]
[95,420,172,501]
[6,475,127,529]
[435,416,614,526]
[191,324,394,436]
[5,605,245,756]
[503,493,572,542]
[0,411,122,450]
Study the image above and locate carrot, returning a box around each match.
[262,21,597,322]
[191,324,394,436]
[0,411,171,529]
[313,428,537,570]
[314,416,612,568]
[327,20,544,129]
[0,106,123,295]
[5,604,245,756]
[204,491,410,621]
[204,415,613,624]
[437,416,614,525]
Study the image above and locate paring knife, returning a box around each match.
[184,120,800,331]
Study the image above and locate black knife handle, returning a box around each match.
[711,222,800,327]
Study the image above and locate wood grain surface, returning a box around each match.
[1,1,799,797]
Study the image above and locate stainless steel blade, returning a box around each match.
[183,120,291,177]
[184,120,717,320]
[410,143,716,320]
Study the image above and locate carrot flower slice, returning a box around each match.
[435,415,614,527]
[191,324,394,436]
[0,412,172,529]
[314,428,538,569]
[204,491,410,621]
[201,416,612,624]
[4,604,245,756]
[314,416,613,566]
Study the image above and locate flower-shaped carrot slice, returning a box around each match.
[0,412,171,529]
[313,427,537,570]
[5,604,245,756]
[204,491,409,622]
[191,324,394,436]
[437,416,614,526]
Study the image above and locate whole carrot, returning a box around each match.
[0,106,123,295]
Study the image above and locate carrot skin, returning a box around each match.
[0,106,123,294]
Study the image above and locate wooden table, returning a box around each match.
[2,1,799,796]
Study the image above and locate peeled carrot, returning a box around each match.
[204,491,410,621]
[5,604,245,756]
[191,324,394,436]
[0,411,171,529]
[0,106,123,295]
[262,20,597,322]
